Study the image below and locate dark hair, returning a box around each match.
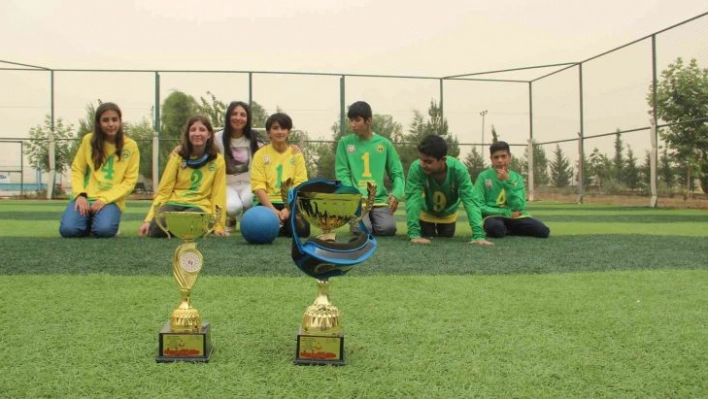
[91,102,124,170]
[265,112,293,131]
[489,141,511,155]
[417,135,448,159]
[347,101,372,120]
[178,116,219,159]
[222,101,260,159]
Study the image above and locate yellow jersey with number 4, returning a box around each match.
[69,133,139,211]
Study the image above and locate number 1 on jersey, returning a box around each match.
[361,152,372,178]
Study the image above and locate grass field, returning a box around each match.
[1,199,707,398]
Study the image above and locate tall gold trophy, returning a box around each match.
[284,179,377,366]
[154,205,218,363]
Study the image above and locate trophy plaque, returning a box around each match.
[284,178,377,366]
[154,206,217,363]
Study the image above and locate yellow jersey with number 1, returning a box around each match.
[251,145,307,204]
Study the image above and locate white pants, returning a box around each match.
[226,183,254,219]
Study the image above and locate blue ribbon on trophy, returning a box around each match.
[283,178,377,365]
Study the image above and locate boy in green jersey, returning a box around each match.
[335,101,405,236]
[474,141,550,238]
[405,135,492,246]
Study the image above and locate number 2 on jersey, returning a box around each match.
[189,170,203,192]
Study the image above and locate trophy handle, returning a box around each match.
[154,203,172,239]
[350,182,376,225]
[204,206,222,237]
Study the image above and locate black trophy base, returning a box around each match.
[156,321,213,363]
[294,328,345,366]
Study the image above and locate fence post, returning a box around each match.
[649,117,658,207]
[527,139,534,201]
[577,132,584,204]
[47,70,56,199]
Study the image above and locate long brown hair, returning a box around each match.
[90,102,124,170]
[178,116,219,159]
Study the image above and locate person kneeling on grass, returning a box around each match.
[250,112,310,238]
[405,135,492,246]
[138,115,227,238]
[59,102,140,238]
[474,141,550,238]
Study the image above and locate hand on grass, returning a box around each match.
[213,229,227,237]
[138,222,150,237]
[469,239,494,246]
[410,237,431,244]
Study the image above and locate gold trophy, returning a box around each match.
[284,179,377,366]
[154,205,218,363]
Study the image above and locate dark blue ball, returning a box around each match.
[241,206,280,244]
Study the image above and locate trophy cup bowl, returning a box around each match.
[297,191,363,242]
[285,179,377,366]
[155,205,217,363]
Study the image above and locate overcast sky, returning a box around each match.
[1,0,707,173]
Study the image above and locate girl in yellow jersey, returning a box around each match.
[59,102,140,238]
[139,116,227,237]
[251,113,310,237]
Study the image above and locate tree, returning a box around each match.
[400,100,460,175]
[250,101,269,128]
[26,115,75,175]
[526,141,549,186]
[491,125,499,143]
[640,151,651,193]
[577,153,592,189]
[195,91,226,129]
[624,145,641,191]
[649,57,708,195]
[160,90,197,170]
[589,147,611,191]
[658,146,675,189]
[549,145,572,188]
[125,117,156,181]
[612,131,624,184]
[68,102,98,161]
[463,147,486,183]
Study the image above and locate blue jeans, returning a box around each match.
[59,200,122,238]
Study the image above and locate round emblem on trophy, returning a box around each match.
[179,250,203,273]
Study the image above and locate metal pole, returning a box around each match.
[248,72,253,107]
[153,72,160,186]
[340,76,346,139]
[577,63,585,204]
[439,79,444,121]
[650,34,658,208]
[480,110,487,154]
[47,70,56,199]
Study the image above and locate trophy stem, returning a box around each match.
[301,279,342,335]
[171,289,201,332]
[317,231,336,242]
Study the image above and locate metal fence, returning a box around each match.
[1,11,707,206]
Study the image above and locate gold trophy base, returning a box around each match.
[156,321,213,363]
[294,328,345,366]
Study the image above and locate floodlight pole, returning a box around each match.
[479,110,488,154]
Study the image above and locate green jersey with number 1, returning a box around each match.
[335,133,405,205]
